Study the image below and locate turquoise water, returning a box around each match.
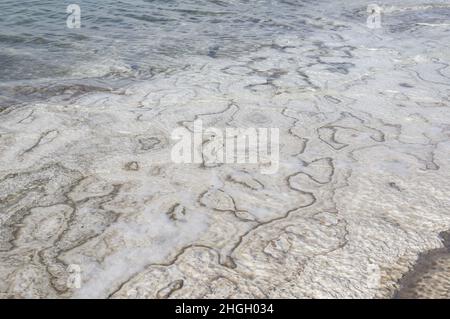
[1,0,449,106]
[0,0,314,82]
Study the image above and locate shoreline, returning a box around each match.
[394,230,450,298]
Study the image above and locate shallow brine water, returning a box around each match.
[0,0,318,93]
[1,0,450,299]
[1,0,447,103]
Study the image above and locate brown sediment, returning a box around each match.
[394,230,450,299]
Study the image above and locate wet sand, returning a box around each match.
[394,230,450,298]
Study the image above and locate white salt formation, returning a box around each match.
[0,0,450,298]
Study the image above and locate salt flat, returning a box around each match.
[1,1,450,298]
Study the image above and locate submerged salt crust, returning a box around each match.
[1,0,450,298]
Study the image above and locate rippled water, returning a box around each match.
[0,0,316,82]
[0,0,328,107]
[1,0,450,105]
